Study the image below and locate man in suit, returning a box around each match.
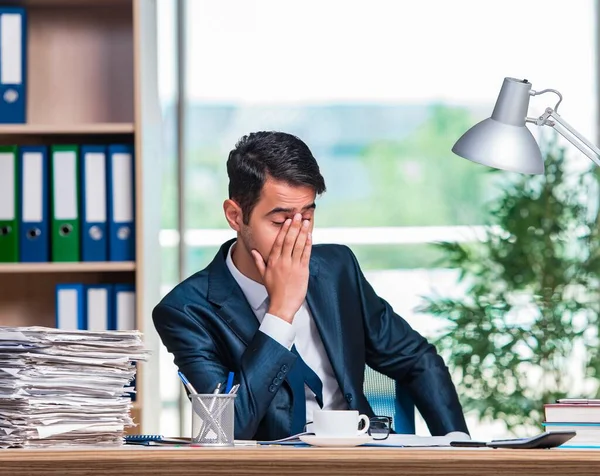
[153,131,469,440]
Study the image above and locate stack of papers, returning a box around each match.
[0,326,149,448]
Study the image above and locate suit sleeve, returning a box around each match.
[345,247,469,436]
[153,303,296,439]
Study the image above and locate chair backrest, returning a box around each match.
[363,365,415,434]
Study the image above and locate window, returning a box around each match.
[158,0,597,438]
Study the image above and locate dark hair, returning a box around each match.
[227,131,326,224]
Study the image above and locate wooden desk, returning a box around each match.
[0,446,598,476]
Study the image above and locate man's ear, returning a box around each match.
[223,199,243,232]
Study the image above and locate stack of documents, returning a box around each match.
[0,326,148,448]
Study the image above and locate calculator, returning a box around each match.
[450,431,576,449]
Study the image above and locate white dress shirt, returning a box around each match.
[226,242,347,422]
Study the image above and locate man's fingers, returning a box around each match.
[293,220,310,260]
[270,218,292,261]
[282,213,302,257]
[251,250,267,277]
[301,231,312,266]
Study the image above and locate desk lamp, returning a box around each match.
[452,77,600,173]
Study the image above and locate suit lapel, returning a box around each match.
[306,260,347,392]
[207,239,259,345]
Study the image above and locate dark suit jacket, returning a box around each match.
[153,239,468,440]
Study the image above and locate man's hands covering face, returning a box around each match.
[251,213,312,324]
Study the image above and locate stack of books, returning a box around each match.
[543,399,600,448]
[0,326,148,448]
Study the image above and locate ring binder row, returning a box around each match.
[55,283,136,331]
[0,144,135,263]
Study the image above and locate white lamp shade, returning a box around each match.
[452,77,545,175]
[452,117,545,175]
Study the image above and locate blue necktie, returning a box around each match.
[288,345,323,434]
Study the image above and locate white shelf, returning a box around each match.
[0,262,136,273]
[0,123,134,135]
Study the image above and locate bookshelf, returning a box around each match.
[0,0,162,432]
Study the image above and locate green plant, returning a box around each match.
[418,139,600,433]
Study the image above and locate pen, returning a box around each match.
[199,382,239,440]
[208,382,222,412]
[197,381,227,440]
[225,371,235,393]
[194,392,228,440]
[180,371,226,437]
[178,371,198,394]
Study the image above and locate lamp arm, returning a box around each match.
[529,87,564,112]
[525,107,600,168]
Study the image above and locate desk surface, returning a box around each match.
[0,447,600,476]
[1,446,599,476]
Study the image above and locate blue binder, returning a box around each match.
[107,145,135,261]
[55,284,85,330]
[0,8,26,124]
[19,146,48,262]
[85,284,113,331]
[112,283,135,330]
[81,145,108,261]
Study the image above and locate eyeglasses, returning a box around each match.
[304,415,392,440]
[367,416,391,440]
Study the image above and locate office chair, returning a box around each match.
[363,365,415,434]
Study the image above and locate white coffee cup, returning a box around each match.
[312,410,370,438]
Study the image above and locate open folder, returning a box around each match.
[257,431,471,447]
[363,432,471,447]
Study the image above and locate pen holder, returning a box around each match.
[191,393,236,447]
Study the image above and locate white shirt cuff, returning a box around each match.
[260,313,296,350]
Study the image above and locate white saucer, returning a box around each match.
[299,435,373,447]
